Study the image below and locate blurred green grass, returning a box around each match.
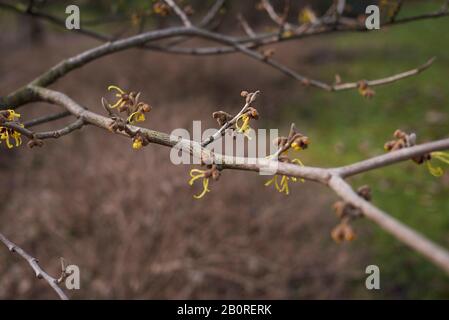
[279,1,449,298]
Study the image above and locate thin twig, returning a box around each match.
[199,0,226,28]
[0,232,69,300]
[202,91,259,147]
[0,2,446,109]
[163,0,192,27]
[3,118,85,140]
[260,0,295,31]
[237,14,256,38]
[24,111,72,128]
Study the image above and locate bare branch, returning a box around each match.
[0,232,69,300]
[237,14,256,38]
[3,2,449,284]
[334,136,449,178]
[0,1,446,109]
[333,57,436,91]
[163,0,192,27]
[3,118,85,141]
[199,0,226,28]
[328,176,449,274]
[24,111,72,128]
[260,0,295,31]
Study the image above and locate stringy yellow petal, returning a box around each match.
[274,175,282,192]
[236,114,252,139]
[265,176,275,186]
[193,178,210,199]
[291,158,305,182]
[432,152,449,165]
[279,175,290,195]
[127,111,145,124]
[5,134,13,149]
[108,85,125,94]
[13,133,22,147]
[109,98,124,109]
[427,161,444,177]
[299,7,316,24]
[189,169,206,186]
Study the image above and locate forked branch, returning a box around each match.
[0,232,68,300]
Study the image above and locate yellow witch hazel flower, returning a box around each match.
[236,114,252,138]
[426,152,449,177]
[0,109,23,149]
[265,157,305,195]
[298,6,317,24]
[131,132,149,151]
[107,85,132,109]
[265,125,310,195]
[189,169,211,199]
[128,111,146,124]
[235,107,259,139]
[132,136,143,150]
[188,165,220,199]
[384,130,449,177]
[105,85,152,125]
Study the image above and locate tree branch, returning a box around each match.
[23,111,72,128]
[27,86,449,275]
[0,2,446,109]
[0,232,69,300]
[163,0,192,27]
[328,176,449,274]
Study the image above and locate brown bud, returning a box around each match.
[140,103,152,113]
[212,111,232,127]
[27,139,44,148]
[153,2,171,16]
[394,129,407,139]
[333,201,347,219]
[343,224,356,242]
[301,79,311,86]
[184,5,194,16]
[331,223,356,243]
[293,136,310,149]
[358,80,368,91]
[357,185,371,201]
[262,48,275,60]
[247,107,259,120]
[331,224,346,243]
[384,141,395,151]
[412,153,431,165]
